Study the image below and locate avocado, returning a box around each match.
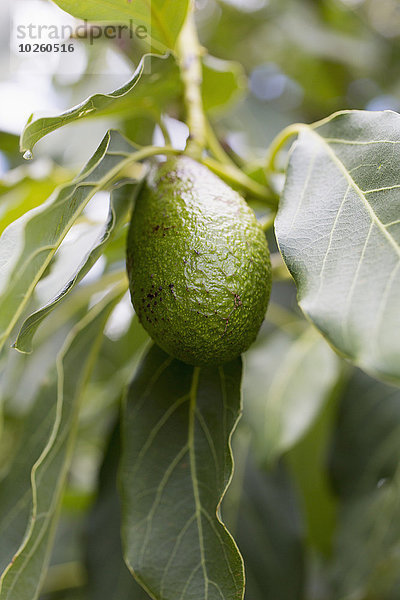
[126,156,271,366]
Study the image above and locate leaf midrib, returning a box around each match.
[188,367,209,600]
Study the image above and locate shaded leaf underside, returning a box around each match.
[276,110,400,384]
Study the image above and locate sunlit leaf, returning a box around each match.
[50,0,190,53]
[0,130,146,353]
[120,345,244,600]
[14,183,136,353]
[0,285,124,600]
[20,54,181,155]
[0,175,67,237]
[243,324,340,464]
[202,56,246,114]
[275,110,400,384]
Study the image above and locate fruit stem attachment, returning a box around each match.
[202,157,278,208]
[205,119,237,167]
[177,9,207,159]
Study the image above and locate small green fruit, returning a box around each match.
[126,156,271,366]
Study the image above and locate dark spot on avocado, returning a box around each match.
[168,283,177,299]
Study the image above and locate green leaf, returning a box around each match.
[275,110,400,384]
[0,285,124,600]
[329,370,400,598]
[286,382,341,555]
[50,0,190,52]
[14,182,136,353]
[202,56,246,114]
[0,383,56,575]
[0,175,67,237]
[86,423,151,600]
[230,456,305,600]
[120,345,244,600]
[0,132,20,157]
[243,324,340,464]
[0,130,146,353]
[20,54,181,155]
[331,369,400,500]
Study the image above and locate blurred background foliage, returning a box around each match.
[1,0,400,599]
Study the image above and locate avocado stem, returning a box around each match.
[177,8,207,159]
[205,119,237,167]
[202,157,279,209]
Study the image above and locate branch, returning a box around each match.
[177,9,207,159]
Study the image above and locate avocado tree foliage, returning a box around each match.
[0,1,399,599]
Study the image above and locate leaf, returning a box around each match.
[231,456,305,600]
[0,285,124,600]
[0,132,20,157]
[286,383,340,555]
[330,369,400,500]
[331,476,400,600]
[0,130,142,353]
[202,56,246,114]
[86,423,151,600]
[0,175,67,237]
[0,383,56,575]
[275,110,400,384]
[50,0,190,53]
[14,182,136,353]
[243,324,340,464]
[20,54,181,155]
[120,345,244,600]
[328,369,400,598]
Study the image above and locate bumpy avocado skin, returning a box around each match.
[126,156,271,366]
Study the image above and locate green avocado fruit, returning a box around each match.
[126,156,271,366]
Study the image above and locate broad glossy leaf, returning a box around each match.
[120,345,244,600]
[243,324,340,464]
[0,130,138,353]
[14,183,136,353]
[0,286,124,600]
[50,0,190,52]
[202,56,246,114]
[275,110,400,383]
[86,423,150,600]
[21,54,181,155]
